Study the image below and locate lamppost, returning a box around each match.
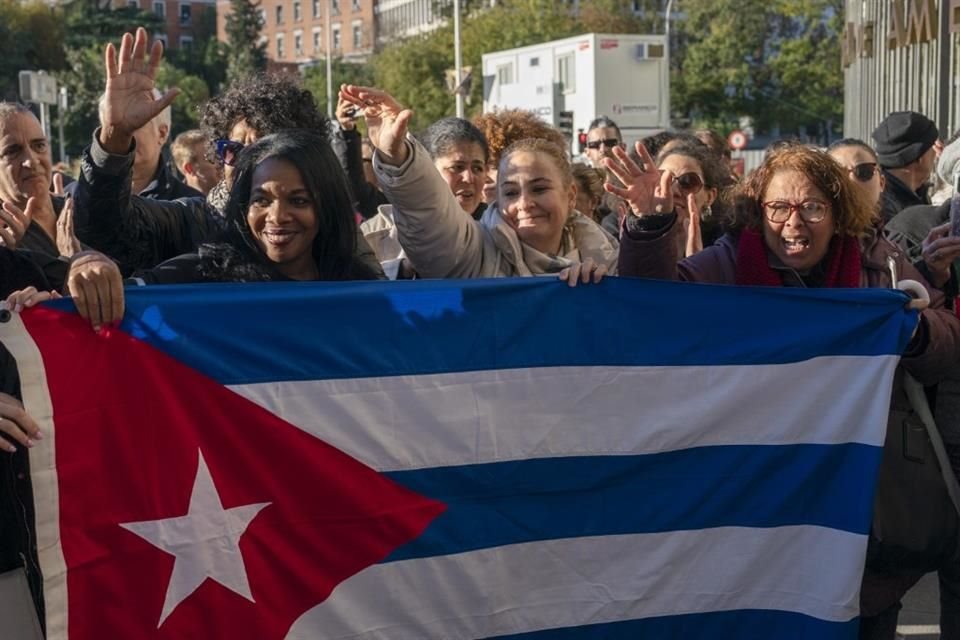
[454,0,463,118]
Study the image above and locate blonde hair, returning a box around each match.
[498,138,572,187]
[474,109,569,166]
[171,129,208,170]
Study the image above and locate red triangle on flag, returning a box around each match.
[23,307,446,638]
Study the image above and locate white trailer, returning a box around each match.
[481,33,670,154]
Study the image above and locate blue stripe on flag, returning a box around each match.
[49,277,917,384]
[382,443,880,562]
[488,609,859,639]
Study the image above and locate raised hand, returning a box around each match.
[56,196,82,258]
[0,198,35,249]
[684,194,703,257]
[101,27,179,154]
[339,85,414,166]
[603,142,674,217]
[920,222,960,288]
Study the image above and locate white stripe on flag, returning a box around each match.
[286,525,865,639]
[233,357,897,472]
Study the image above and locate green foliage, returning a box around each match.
[56,44,104,159]
[671,0,842,141]
[0,0,67,101]
[166,8,228,95]
[61,0,163,50]
[225,0,268,85]
[156,62,211,134]
[303,59,375,116]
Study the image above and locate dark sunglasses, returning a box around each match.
[661,170,704,196]
[585,138,620,150]
[850,162,878,182]
[215,139,245,166]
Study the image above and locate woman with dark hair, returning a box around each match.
[131,130,382,284]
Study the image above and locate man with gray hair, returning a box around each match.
[67,89,199,201]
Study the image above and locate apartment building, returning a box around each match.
[216,0,376,65]
[120,0,217,50]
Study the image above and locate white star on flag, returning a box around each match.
[120,451,270,627]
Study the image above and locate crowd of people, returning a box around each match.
[3,25,960,638]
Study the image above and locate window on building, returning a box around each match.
[332,24,341,49]
[154,33,167,47]
[153,1,164,17]
[557,53,575,93]
[295,32,303,57]
[276,34,285,59]
[496,63,514,85]
[331,0,340,15]
[127,0,138,8]
[352,23,361,48]
[179,35,193,49]
[276,5,283,24]
[352,0,360,10]
[179,3,191,23]
[258,8,266,25]
[312,28,321,51]
[293,1,301,21]
[312,0,320,17]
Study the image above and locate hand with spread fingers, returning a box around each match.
[56,196,82,258]
[603,142,675,218]
[557,257,608,287]
[921,222,960,288]
[66,250,125,331]
[339,84,414,166]
[100,26,180,154]
[0,392,42,454]
[0,197,35,249]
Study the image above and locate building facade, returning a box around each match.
[216,0,376,65]
[843,0,960,141]
[120,0,217,50]
[374,0,446,45]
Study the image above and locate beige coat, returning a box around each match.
[372,138,618,279]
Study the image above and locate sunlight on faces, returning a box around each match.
[433,141,487,216]
[585,126,621,169]
[761,169,836,272]
[0,111,52,207]
[246,157,320,279]
[828,145,884,212]
[482,166,497,204]
[658,154,716,215]
[498,150,576,255]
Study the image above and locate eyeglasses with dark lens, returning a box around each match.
[850,162,878,182]
[585,138,620,150]
[761,199,830,224]
[666,171,704,196]
[215,139,245,166]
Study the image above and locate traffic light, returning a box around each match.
[577,129,587,154]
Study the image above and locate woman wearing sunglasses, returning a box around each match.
[827,139,886,216]
[653,142,729,256]
[611,140,960,640]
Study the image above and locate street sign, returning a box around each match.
[728,130,748,151]
[18,71,58,106]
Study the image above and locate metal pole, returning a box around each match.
[664,0,674,129]
[58,87,67,163]
[325,0,333,118]
[454,0,463,118]
[39,103,50,141]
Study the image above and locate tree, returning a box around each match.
[156,62,211,134]
[0,0,67,101]
[670,0,843,142]
[168,8,228,95]
[225,0,268,84]
[302,59,375,116]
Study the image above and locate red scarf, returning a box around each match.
[734,229,862,287]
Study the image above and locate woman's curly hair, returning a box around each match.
[727,143,877,236]
[474,109,568,166]
[200,73,329,143]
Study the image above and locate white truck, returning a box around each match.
[481,33,670,155]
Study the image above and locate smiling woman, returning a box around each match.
[131,130,384,284]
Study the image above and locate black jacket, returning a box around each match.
[333,124,388,220]
[880,170,930,223]
[75,132,386,279]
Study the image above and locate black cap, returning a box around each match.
[871,111,939,168]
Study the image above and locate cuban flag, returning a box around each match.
[1,277,915,639]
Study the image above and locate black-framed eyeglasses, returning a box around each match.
[850,162,879,182]
[585,138,620,150]
[661,170,704,196]
[761,199,830,224]
[215,139,245,166]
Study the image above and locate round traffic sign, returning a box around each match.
[728,130,748,151]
